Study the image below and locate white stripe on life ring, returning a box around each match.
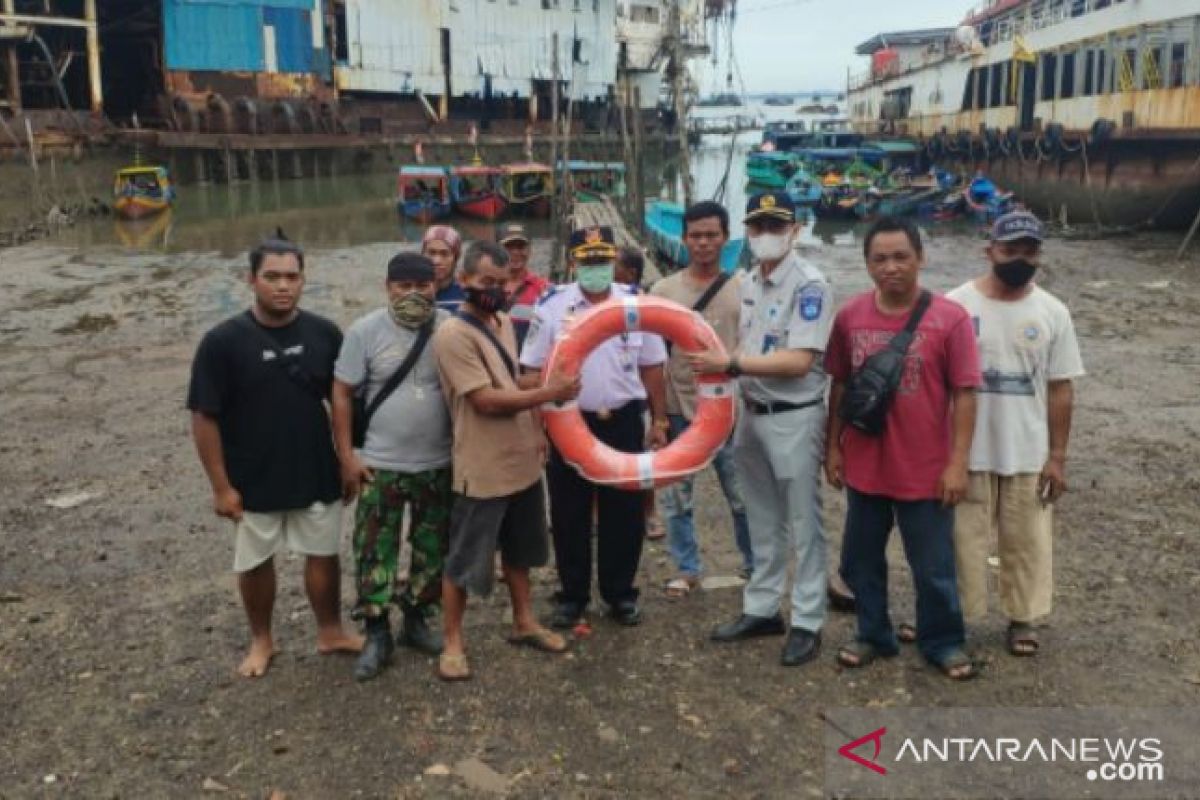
[636,452,655,490]
[622,296,641,331]
[698,381,735,399]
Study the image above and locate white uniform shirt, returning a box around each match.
[737,252,834,406]
[947,280,1085,475]
[520,283,668,413]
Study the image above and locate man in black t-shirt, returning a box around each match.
[188,233,363,678]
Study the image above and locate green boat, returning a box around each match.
[745,150,798,189]
[559,160,626,203]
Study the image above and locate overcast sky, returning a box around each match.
[695,0,975,94]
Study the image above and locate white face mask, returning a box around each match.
[748,232,792,262]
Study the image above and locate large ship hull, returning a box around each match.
[847,0,1200,228]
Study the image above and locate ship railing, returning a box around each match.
[975,0,1112,45]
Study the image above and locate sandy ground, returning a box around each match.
[1,225,1199,799]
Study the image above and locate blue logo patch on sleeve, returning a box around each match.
[798,285,824,321]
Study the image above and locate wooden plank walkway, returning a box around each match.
[572,196,665,283]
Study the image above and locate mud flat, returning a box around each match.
[1,227,1198,797]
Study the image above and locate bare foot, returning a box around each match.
[237,637,277,678]
[316,627,365,655]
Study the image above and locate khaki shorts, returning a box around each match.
[233,501,343,573]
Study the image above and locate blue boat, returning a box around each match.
[785,168,823,206]
[396,166,451,221]
[644,200,744,273]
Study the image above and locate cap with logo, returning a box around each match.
[743,191,797,224]
[991,211,1044,243]
[499,223,530,246]
[569,225,618,263]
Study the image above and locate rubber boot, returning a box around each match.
[398,606,443,655]
[353,613,394,682]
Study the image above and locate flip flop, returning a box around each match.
[664,576,698,600]
[437,652,471,681]
[506,627,568,654]
[1007,622,1040,657]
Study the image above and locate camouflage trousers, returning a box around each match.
[352,467,451,619]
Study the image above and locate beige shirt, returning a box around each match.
[650,270,743,419]
[433,313,543,499]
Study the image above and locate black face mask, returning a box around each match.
[994,258,1037,288]
[465,285,508,314]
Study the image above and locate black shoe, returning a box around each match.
[710,613,787,642]
[828,582,857,613]
[549,601,585,630]
[781,627,822,667]
[354,615,394,682]
[609,600,642,626]
[398,608,443,655]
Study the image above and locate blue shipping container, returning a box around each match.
[263,6,314,74]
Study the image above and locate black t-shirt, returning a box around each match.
[187,309,342,513]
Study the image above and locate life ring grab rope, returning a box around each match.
[540,295,737,491]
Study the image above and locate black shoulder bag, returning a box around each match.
[666,272,732,355]
[235,312,326,401]
[838,290,931,436]
[351,319,435,448]
[455,312,517,379]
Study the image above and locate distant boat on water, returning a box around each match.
[697,93,743,108]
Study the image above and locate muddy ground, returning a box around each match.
[1,224,1199,799]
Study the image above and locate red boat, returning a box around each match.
[450,165,507,220]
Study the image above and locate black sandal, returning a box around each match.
[1007,622,1040,657]
[935,649,979,681]
[837,640,898,669]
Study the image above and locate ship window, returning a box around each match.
[1083,50,1095,95]
[962,69,976,110]
[1040,53,1057,100]
[1061,51,1076,99]
[976,67,989,109]
[1096,50,1107,94]
[990,62,1005,107]
[1169,43,1187,88]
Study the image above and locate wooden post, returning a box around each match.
[1177,204,1200,260]
[222,145,235,184]
[631,87,646,238]
[83,0,103,113]
[2,0,21,111]
[669,1,693,208]
[550,32,564,271]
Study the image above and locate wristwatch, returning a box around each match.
[726,356,742,377]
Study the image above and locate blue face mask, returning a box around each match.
[577,263,615,294]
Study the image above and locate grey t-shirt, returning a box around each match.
[334,308,452,473]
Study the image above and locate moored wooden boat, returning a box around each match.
[450,166,506,220]
[745,150,798,189]
[112,166,175,221]
[397,166,452,221]
[500,163,554,218]
[644,200,744,273]
[559,160,627,203]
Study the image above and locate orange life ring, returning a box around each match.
[541,295,736,490]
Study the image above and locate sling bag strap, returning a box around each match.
[887,289,933,354]
[666,271,732,355]
[456,311,517,379]
[235,312,325,401]
[361,318,435,426]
